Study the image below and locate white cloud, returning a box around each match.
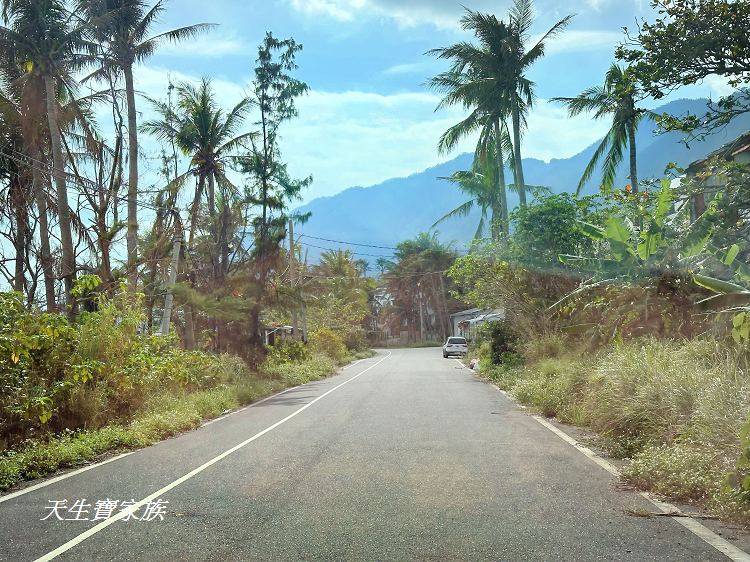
[287,0,626,56]
[285,0,629,33]
[288,0,366,22]
[382,62,430,75]
[280,89,611,201]
[540,29,622,54]
[703,75,737,98]
[524,99,610,161]
[100,64,610,205]
[287,0,501,29]
[155,32,248,58]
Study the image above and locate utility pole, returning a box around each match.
[288,219,299,338]
[418,284,425,342]
[437,272,451,338]
[301,248,309,343]
[160,215,182,336]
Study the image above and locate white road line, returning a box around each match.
[201,355,375,427]
[0,452,134,505]
[453,358,750,560]
[2,355,372,501]
[34,351,392,562]
[532,416,750,561]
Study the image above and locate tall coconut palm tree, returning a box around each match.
[428,12,516,234]
[503,0,573,206]
[430,6,572,211]
[432,151,505,241]
[0,56,57,309]
[553,64,646,195]
[142,78,252,265]
[0,0,93,316]
[78,0,213,290]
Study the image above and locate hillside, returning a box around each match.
[295,98,750,259]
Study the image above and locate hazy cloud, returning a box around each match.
[121,64,611,203]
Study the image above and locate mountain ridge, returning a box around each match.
[295,98,750,260]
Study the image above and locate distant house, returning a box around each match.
[686,131,750,217]
[263,324,295,346]
[450,308,481,338]
[450,307,505,340]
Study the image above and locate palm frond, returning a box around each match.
[577,132,611,195]
[431,199,475,228]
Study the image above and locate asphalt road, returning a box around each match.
[0,348,742,561]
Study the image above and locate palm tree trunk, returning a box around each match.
[208,173,219,281]
[218,200,229,280]
[31,149,56,311]
[207,172,216,218]
[188,173,205,249]
[44,74,75,317]
[627,119,638,193]
[160,224,181,336]
[124,63,139,290]
[10,176,27,294]
[493,119,509,237]
[511,106,527,207]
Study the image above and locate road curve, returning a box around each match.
[0,348,737,560]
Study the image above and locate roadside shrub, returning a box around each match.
[624,442,730,504]
[0,290,349,492]
[583,339,736,446]
[267,339,311,364]
[478,320,522,366]
[263,353,337,386]
[0,292,83,447]
[309,327,347,364]
[522,332,568,363]
[512,357,588,421]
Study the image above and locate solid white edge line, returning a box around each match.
[456,356,750,562]
[2,355,374,501]
[34,351,392,562]
[531,415,750,561]
[200,355,374,426]
[0,452,134,505]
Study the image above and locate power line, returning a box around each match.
[299,233,399,251]
[298,241,394,259]
[0,148,170,216]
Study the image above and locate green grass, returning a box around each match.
[477,337,750,521]
[377,341,442,348]
[0,352,358,493]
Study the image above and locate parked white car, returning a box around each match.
[442,336,468,358]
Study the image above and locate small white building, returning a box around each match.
[686,131,750,217]
[450,307,505,340]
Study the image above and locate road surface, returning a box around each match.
[0,348,743,560]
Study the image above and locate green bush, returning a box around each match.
[477,320,522,367]
[583,339,738,446]
[309,327,348,364]
[0,288,351,492]
[267,339,311,364]
[0,290,263,449]
[624,442,729,503]
[263,353,337,386]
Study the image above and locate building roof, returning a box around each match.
[687,131,750,173]
[450,308,481,318]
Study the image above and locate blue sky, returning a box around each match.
[129,0,735,203]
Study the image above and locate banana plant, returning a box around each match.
[559,178,705,278]
[693,245,750,343]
